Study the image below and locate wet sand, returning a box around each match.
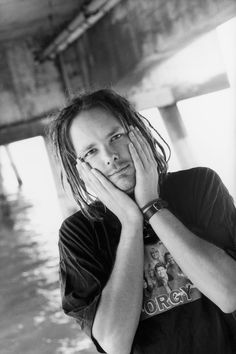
[0,192,97,354]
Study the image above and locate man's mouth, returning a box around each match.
[109,164,130,177]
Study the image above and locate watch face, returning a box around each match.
[144,199,168,221]
[153,201,161,211]
[154,199,167,210]
[144,199,168,222]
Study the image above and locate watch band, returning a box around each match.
[143,199,168,221]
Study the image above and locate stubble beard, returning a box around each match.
[112,174,136,195]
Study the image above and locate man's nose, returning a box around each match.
[102,147,119,165]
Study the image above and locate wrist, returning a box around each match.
[140,197,160,213]
[142,198,168,222]
[121,218,143,231]
[120,209,143,227]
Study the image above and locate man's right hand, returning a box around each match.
[77,160,144,354]
[77,161,143,225]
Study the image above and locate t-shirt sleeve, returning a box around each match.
[193,168,236,318]
[58,214,107,353]
[193,168,236,257]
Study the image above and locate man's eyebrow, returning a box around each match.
[105,126,123,138]
[79,126,124,154]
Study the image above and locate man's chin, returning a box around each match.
[110,174,135,193]
[113,181,135,195]
[117,184,134,194]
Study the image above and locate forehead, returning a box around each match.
[157,266,165,271]
[69,107,124,152]
[151,246,159,252]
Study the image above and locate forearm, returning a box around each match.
[93,219,144,354]
[149,208,236,312]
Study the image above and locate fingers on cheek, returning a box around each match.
[135,137,153,163]
[137,135,150,157]
[76,163,82,176]
[76,163,85,180]
[135,128,151,151]
[134,127,144,145]
[129,142,139,162]
[78,163,91,185]
[129,131,141,149]
[129,129,147,158]
[128,142,135,154]
[77,161,87,175]
[78,170,89,189]
[77,166,84,180]
[82,172,96,193]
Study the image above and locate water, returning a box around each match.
[0,190,97,354]
[0,192,96,354]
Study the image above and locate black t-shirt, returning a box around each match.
[58,167,236,353]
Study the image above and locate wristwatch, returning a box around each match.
[143,199,168,221]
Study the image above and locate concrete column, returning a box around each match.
[0,150,4,197]
[0,150,6,224]
[5,145,23,187]
[158,104,197,169]
[43,136,78,218]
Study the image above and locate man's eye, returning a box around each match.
[111,133,123,141]
[84,149,96,158]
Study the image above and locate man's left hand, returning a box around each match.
[128,125,159,209]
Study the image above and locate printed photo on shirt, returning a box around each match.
[141,239,202,320]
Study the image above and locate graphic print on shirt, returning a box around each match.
[141,228,202,321]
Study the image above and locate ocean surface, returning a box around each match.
[0,190,97,354]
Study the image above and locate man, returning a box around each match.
[154,262,172,294]
[50,89,236,354]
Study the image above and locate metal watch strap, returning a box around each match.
[143,199,168,221]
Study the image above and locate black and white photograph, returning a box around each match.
[0,1,236,353]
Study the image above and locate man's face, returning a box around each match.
[166,254,174,265]
[69,107,136,193]
[156,266,168,281]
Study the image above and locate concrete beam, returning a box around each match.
[0,115,52,146]
[0,0,234,145]
[59,0,235,97]
[0,40,65,127]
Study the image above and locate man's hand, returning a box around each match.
[128,126,159,208]
[77,160,142,225]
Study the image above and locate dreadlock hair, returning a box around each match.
[48,88,171,221]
